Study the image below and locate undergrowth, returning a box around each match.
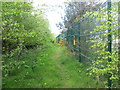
[3,45,104,88]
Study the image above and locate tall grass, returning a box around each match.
[3,45,104,88]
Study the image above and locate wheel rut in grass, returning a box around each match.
[52,47,72,88]
[40,46,100,88]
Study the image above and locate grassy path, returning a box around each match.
[3,45,102,88]
[52,47,71,88]
[35,46,98,88]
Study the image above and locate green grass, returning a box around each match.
[3,45,104,88]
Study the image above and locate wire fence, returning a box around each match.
[59,1,118,64]
[56,1,119,87]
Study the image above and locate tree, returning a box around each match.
[2,1,52,77]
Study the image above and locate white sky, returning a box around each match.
[32,0,66,36]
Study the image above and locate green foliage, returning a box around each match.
[3,45,103,88]
[2,2,52,51]
[2,2,53,79]
[83,2,119,88]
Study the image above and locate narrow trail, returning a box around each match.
[3,45,100,88]
[52,47,72,88]
[40,46,98,88]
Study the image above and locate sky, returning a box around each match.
[32,0,117,36]
[32,0,67,36]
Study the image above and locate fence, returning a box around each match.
[56,0,119,87]
[58,1,118,63]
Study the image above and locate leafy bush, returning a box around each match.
[2,2,52,77]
